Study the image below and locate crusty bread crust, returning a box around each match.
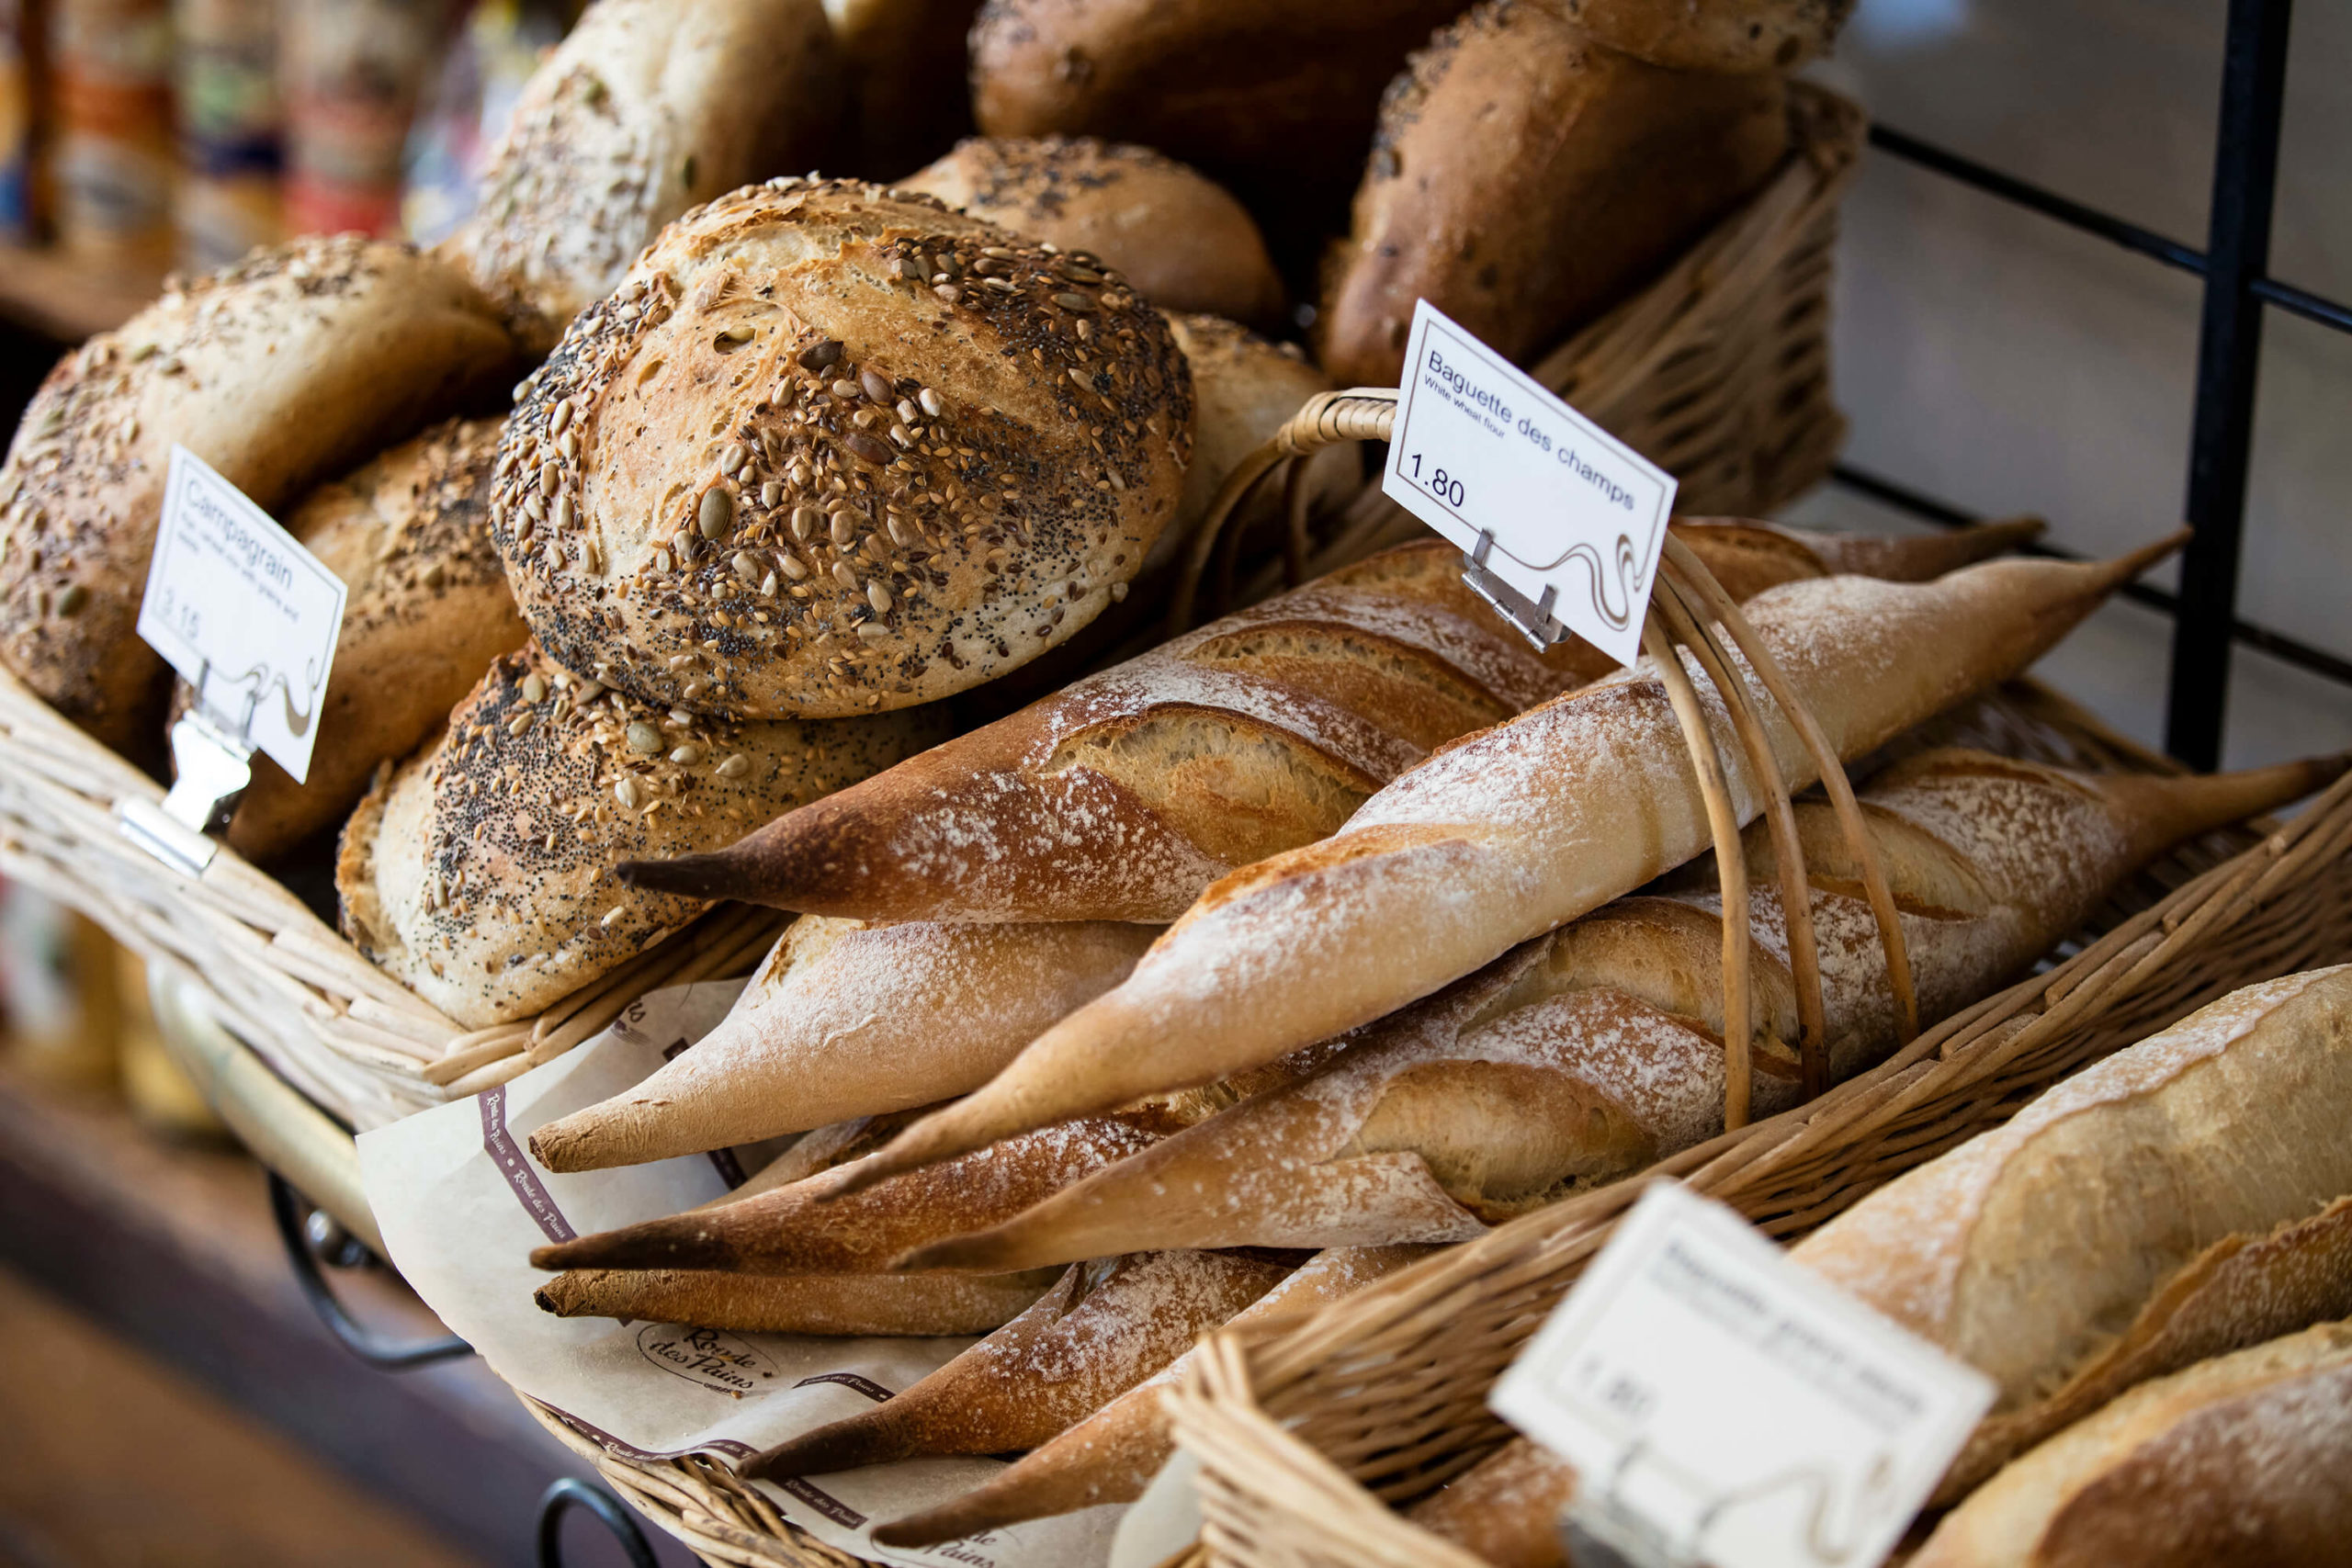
[533,1265,1062,1336]
[334,639,942,1027]
[902,138,1286,326]
[439,0,842,353]
[1163,313,1362,565]
[1560,0,1855,73]
[491,177,1193,719]
[1321,3,1788,387]
[1407,1437,1576,1568]
[175,418,526,862]
[0,236,514,754]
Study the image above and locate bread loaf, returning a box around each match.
[334,639,941,1027]
[872,1245,1428,1545]
[175,418,526,862]
[1320,4,1788,389]
[1560,0,1855,72]
[1163,313,1362,566]
[744,1248,1295,1479]
[624,520,2040,922]
[823,0,979,179]
[900,138,1286,326]
[529,917,1160,1172]
[1914,1319,2352,1568]
[1794,964,2352,1487]
[902,750,2339,1269]
[821,544,2174,1195]
[439,0,842,353]
[0,236,514,754]
[967,0,1464,234]
[1408,1437,1577,1568]
[490,177,1193,720]
[533,1264,1063,1335]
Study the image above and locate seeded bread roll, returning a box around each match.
[968,0,1465,235]
[1915,1320,2352,1568]
[1320,4,1788,388]
[0,236,514,755]
[900,138,1286,327]
[1560,0,1855,72]
[335,640,942,1028]
[824,0,981,179]
[439,0,842,355]
[491,177,1193,719]
[172,418,526,863]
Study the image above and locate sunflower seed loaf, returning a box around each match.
[490,177,1193,719]
[0,235,514,755]
[438,0,842,355]
[901,138,1286,327]
[173,417,526,863]
[334,638,944,1027]
[1320,1,1789,387]
[1560,0,1856,73]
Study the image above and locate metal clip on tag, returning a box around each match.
[1463,530,1573,650]
[1557,1443,1713,1568]
[118,665,258,877]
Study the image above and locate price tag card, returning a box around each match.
[1381,299,1675,666]
[137,446,346,784]
[1490,1181,1994,1568]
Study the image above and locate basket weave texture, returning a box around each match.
[1161,686,2352,1568]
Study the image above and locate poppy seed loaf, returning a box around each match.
[489,177,1194,719]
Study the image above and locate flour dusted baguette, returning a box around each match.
[745,1248,1295,1479]
[825,543,2176,1196]
[903,750,2339,1269]
[873,1245,1427,1546]
[1408,1438,1577,1568]
[440,0,842,353]
[533,1265,1064,1336]
[528,917,1160,1172]
[1793,964,2352,1495]
[1914,1319,2352,1568]
[0,237,514,753]
[626,520,2041,922]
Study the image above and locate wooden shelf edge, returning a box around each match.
[0,243,166,341]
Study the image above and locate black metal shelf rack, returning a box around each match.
[1828,0,2346,771]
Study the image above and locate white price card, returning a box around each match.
[1381,299,1675,666]
[1490,1181,1994,1568]
[136,446,346,784]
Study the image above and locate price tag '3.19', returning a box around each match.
[137,445,345,784]
[1380,300,1675,666]
[1490,1181,1994,1568]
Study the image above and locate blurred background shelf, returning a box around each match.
[0,246,162,344]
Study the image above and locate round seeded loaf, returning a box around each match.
[1560,0,1855,73]
[490,176,1194,719]
[1319,3,1789,387]
[0,235,514,755]
[336,638,945,1028]
[174,417,526,863]
[439,0,843,355]
[900,138,1285,327]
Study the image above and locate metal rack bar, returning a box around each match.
[1855,0,2342,767]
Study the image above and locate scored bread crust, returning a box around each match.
[623,521,2031,924]
[0,235,514,754]
[1915,1320,2352,1568]
[901,138,1286,326]
[335,639,943,1028]
[438,0,843,354]
[1320,2,1789,388]
[490,177,1193,719]
[176,418,526,863]
[1559,0,1857,73]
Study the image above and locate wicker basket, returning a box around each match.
[1161,692,2352,1568]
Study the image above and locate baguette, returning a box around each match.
[176,417,526,862]
[901,750,2339,1269]
[744,1248,1295,1479]
[533,1265,1064,1336]
[624,520,2042,922]
[1793,964,2352,1491]
[824,543,2177,1197]
[0,236,514,754]
[872,1245,1428,1545]
[1914,1319,2352,1568]
[1408,1437,1577,1568]
[530,917,1159,1173]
